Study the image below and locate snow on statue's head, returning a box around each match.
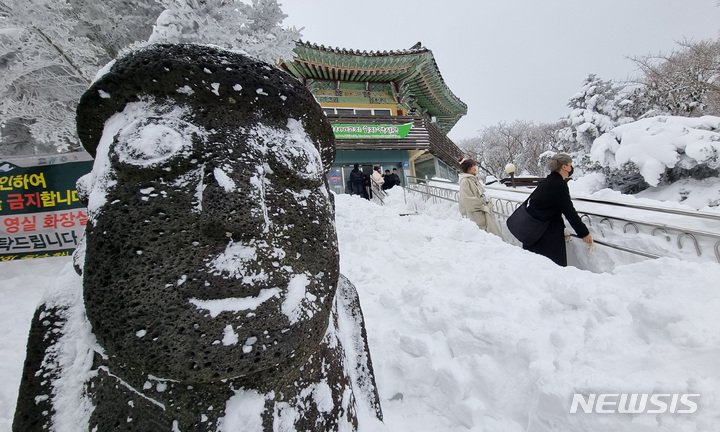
[75,44,338,384]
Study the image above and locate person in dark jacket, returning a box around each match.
[391,168,401,188]
[381,169,393,190]
[523,153,593,266]
[349,164,366,198]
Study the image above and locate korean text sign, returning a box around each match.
[0,153,93,261]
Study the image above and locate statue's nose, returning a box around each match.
[199,162,266,240]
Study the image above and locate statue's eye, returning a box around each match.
[271,138,323,180]
[265,120,324,181]
[114,117,203,166]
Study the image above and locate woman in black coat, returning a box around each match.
[523,153,593,266]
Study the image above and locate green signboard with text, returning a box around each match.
[332,123,412,140]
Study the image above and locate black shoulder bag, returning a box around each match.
[506,192,550,246]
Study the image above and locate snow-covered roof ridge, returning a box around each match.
[295,39,429,56]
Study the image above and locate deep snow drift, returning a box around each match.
[1,187,719,431]
[591,115,720,189]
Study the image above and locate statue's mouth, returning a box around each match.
[188,287,281,318]
[183,238,325,325]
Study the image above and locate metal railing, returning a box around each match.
[403,176,720,263]
[405,176,459,203]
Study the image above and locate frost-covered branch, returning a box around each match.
[629,38,720,117]
[149,0,300,64]
[0,0,301,155]
[458,120,561,178]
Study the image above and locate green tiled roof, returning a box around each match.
[279,41,467,134]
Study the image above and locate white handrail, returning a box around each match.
[404,176,720,263]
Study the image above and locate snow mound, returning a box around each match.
[591,116,720,186]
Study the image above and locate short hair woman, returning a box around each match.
[458,157,502,236]
[522,153,593,266]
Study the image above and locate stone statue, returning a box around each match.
[13,44,384,431]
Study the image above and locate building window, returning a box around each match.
[323,107,394,116]
[414,158,436,181]
[414,157,459,182]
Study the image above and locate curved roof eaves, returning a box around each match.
[290,40,468,122]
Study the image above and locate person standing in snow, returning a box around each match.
[391,168,401,188]
[349,163,366,197]
[522,153,593,266]
[458,157,502,236]
[382,169,393,190]
[371,166,385,190]
[364,173,372,199]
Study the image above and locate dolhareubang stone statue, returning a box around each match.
[13,44,384,431]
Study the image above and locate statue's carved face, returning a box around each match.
[80,99,338,383]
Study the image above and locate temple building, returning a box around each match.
[279,40,468,194]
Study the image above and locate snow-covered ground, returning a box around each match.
[2,186,719,431]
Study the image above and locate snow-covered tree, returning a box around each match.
[458,120,561,179]
[563,39,720,193]
[556,74,635,160]
[523,121,564,176]
[629,38,720,118]
[0,0,163,154]
[0,0,300,156]
[149,0,300,64]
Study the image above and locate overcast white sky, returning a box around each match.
[279,0,720,142]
